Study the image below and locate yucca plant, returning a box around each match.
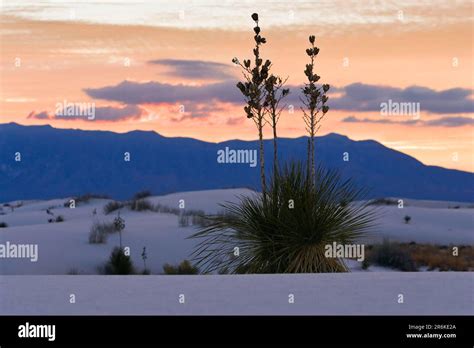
[190,162,377,273]
[190,14,376,274]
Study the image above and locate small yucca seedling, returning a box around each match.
[114,212,125,248]
[141,246,150,274]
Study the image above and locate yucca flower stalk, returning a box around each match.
[263,74,290,176]
[300,35,330,184]
[233,12,270,200]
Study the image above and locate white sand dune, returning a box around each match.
[0,188,472,275]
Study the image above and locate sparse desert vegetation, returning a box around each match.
[103,201,124,215]
[64,193,110,207]
[88,221,116,244]
[102,247,135,275]
[178,213,190,227]
[130,199,154,212]
[0,189,472,275]
[2,202,23,212]
[101,198,210,228]
[163,260,199,275]
[408,243,474,271]
[369,198,398,206]
[366,240,417,271]
[364,241,474,272]
[48,216,64,223]
[133,190,152,200]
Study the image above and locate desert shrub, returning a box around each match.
[133,190,152,200]
[178,214,190,227]
[368,240,417,271]
[130,199,153,212]
[103,247,135,275]
[162,264,175,274]
[361,258,370,270]
[192,214,213,227]
[163,260,199,275]
[55,215,64,223]
[368,198,398,206]
[190,210,236,228]
[409,244,473,271]
[152,203,163,212]
[64,193,110,207]
[4,202,22,212]
[88,221,115,244]
[190,163,376,273]
[77,193,109,202]
[89,228,107,244]
[103,201,124,215]
[0,222,8,228]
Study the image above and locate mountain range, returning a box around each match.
[0,123,473,202]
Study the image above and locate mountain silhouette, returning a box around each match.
[0,123,472,202]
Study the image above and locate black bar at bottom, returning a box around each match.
[0,316,472,346]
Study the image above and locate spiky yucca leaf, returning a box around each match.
[190,162,377,274]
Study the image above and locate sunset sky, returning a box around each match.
[0,0,473,171]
